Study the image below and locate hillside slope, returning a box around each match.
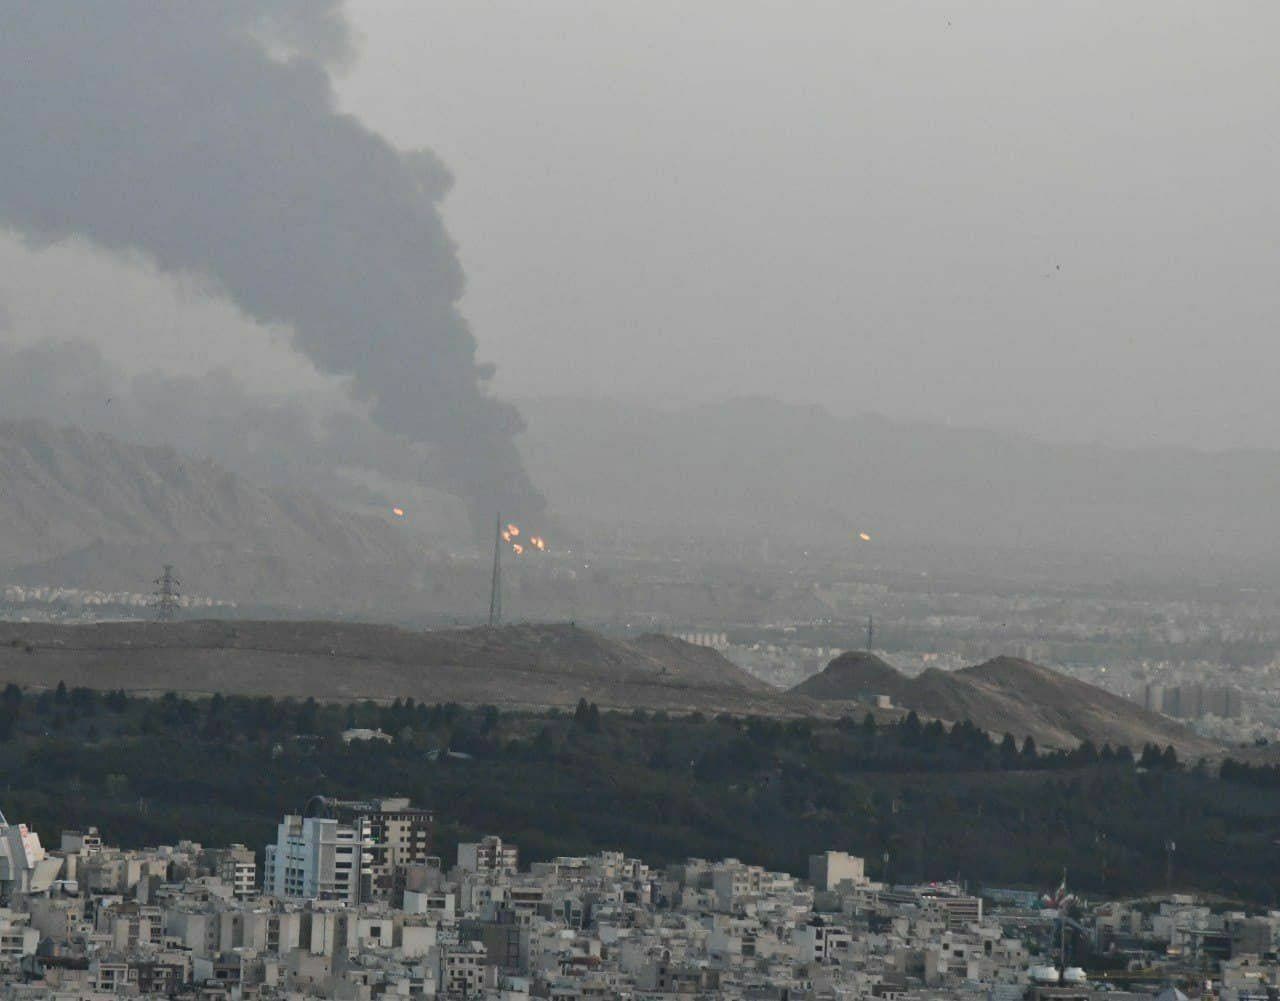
[790,651,911,703]
[0,620,783,713]
[0,419,437,613]
[793,652,1215,755]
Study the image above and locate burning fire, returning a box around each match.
[858,532,871,542]
[500,521,548,556]
[391,507,405,518]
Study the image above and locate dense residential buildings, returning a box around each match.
[1143,683,1243,721]
[1,800,1278,1000]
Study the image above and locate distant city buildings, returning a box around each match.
[673,630,730,651]
[1144,683,1242,720]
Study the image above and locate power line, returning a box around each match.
[152,564,181,622]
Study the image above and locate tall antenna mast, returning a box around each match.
[488,514,502,627]
[153,564,181,622]
[866,614,874,652]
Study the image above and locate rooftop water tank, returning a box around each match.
[1030,966,1061,984]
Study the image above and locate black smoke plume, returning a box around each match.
[0,1,541,528]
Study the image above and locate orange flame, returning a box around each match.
[391,507,405,518]
[506,523,520,537]
[511,543,524,555]
[859,532,871,542]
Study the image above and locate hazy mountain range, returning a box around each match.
[0,419,461,616]
[516,396,1280,574]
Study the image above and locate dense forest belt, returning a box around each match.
[1,685,1277,905]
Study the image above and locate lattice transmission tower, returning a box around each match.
[488,516,502,627]
[153,564,181,622]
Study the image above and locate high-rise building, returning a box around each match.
[341,798,435,903]
[265,799,434,905]
[264,816,360,903]
[1144,683,1242,720]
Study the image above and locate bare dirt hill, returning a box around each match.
[0,620,785,713]
[790,651,911,702]
[950,656,1217,755]
[792,652,1216,756]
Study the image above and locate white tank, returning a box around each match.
[1063,967,1087,984]
[1030,966,1061,984]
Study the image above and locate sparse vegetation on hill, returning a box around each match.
[0,620,780,714]
[794,652,1212,756]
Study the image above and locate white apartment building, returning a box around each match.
[458,836,518,875]
[60,828,103,856]
[795,918,854,963]
[263,816,359,903]
[0,811,59,900]
[217,844,258,899]
[809,851,867,892]
[0,911,39,962]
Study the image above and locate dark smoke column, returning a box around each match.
[0,1,541,529]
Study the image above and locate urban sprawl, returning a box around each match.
[1,800,1276,1001]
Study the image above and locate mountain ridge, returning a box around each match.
[0,418,436,614]
[514,395,1280,570]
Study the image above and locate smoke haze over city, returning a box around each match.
[6,5,1280,986]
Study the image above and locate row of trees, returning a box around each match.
[1219,758,1280,788]
[0,683,1189,779]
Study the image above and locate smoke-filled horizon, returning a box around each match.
[338,0,1280,453]
[0,1,540,527]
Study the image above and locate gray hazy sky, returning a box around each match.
[336,0,1279,450]
[2,2,1277,455]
